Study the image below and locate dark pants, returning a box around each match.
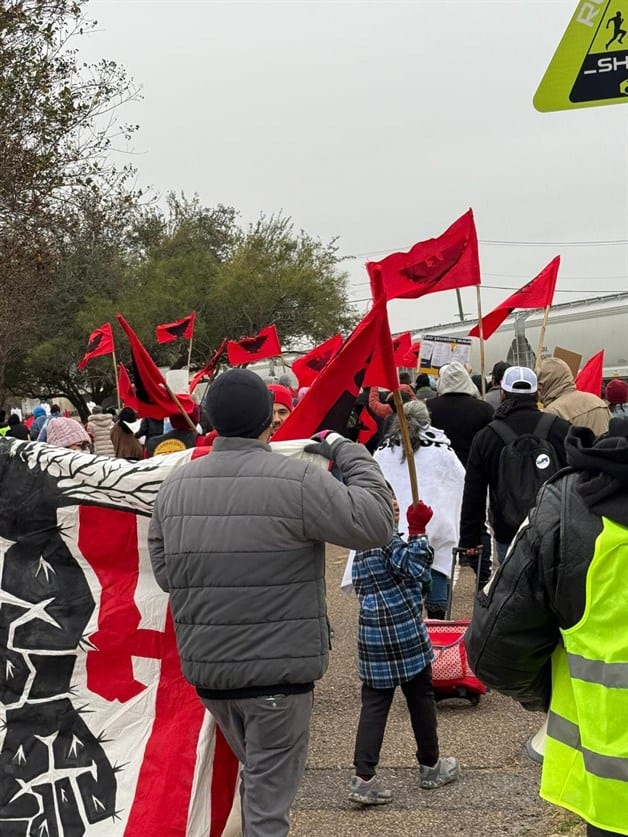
[353,665,439,778]
[587,825,621,836]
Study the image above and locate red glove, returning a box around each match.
[407,501,433,536]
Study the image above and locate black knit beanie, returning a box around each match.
[205,369,273,438]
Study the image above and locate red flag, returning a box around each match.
[366,210,480,302]
[78,323,114,369]
[189,340,227,393]
[363,267,400,393]
[273,293,395,441]
[392,332,412,367]
[226,325,281,365]
[156,312,195,344]
[116,314,177,419]
[292,334,344,388]
[400,341,421,368]
[469,256,560,340]
[575,350,605,396]
[357,405,379,446]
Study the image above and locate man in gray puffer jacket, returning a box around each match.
[149,368,394,837]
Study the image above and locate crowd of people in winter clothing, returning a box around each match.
[1,356,627,837]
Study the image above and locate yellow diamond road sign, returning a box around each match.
[535,0,628,111]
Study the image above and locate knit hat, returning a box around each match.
[501,366,538,394]
[205,369,273,438]
[33,405,46,418]
[46,417,91,448]
[267,384,293,412]
[606,378,628,405]
[437,361,479,397]
[8,414,20,426]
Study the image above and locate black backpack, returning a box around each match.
[489,413,561,530]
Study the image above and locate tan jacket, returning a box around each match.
[86,412,115,456]
[538,357,610,436]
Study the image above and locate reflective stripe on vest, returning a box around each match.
[540,517,628,834]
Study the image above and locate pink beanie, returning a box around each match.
[47,417,91,448]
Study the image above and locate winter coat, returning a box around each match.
[148,435,394,694]
[427,392,494,467]
[86,412,115,457]
[537,357,610,436]
[6,422,29,440]
[374,427,465,578]
[465,421,628,712]
[459,396,571,547]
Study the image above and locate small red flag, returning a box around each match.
[366,210,481,302]
[273,293,394,441]
[116,314,177,419]
[189,340,227,393]
[226,325,282,365]
[392,332,412,367]
[78,323,114,369]
[400,341,421,368]
[156,313,195,344]
[575,350,605,396]
[292,334,344,388]
[469,256,560,340]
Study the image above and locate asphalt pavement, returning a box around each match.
[288,545,586,837]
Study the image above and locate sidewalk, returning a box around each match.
[289,546,585,837]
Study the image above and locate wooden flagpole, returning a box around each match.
[164,383,198,433]
[535,305,551,371]
[392,390,419,503]
[475,285,487,399]
[187,334,194,378]
[112,349,121,410]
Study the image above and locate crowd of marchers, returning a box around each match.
[1,358,628,837]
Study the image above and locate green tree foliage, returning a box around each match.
[0,0,140,407]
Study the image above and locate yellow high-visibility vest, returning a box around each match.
[541,517,628,835]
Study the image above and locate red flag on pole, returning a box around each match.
[189,340,227,393]
[78,323,114,369]
[392,332,412,367]
[156,313,195,344]
[468,256,560,340]
[292,334,344,388]
[273,292,397,441]
[116,314,177,419]
[366,210,481,302]
[400,341,421,368]
[226,325,282,365]
[575,350,605,396]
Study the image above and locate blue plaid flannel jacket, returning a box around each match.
[352,532,435,689]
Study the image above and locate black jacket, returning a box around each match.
[465,418,628,711]
[459,396,571,546]
[427,392,494,467]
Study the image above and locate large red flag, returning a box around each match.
[392,332,412,367]
[575,350,604,396]
[155,312,195,344]
[189,340,227,393]
[366,209,480,302]
[292,334,343,388]
[78,323,114,369]
[274,287,397,441]
[468,256,560,340]
[226,325,281,365]
[116,314,177,419]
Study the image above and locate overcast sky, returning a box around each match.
[79,0,628,333]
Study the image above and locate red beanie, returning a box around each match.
[267,384,293,412]
[605,378,628,405]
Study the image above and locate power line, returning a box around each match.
[349,238,628,259]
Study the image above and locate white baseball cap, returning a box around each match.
[501,366,538,394]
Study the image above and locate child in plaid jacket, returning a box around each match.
[349,497,460,805]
